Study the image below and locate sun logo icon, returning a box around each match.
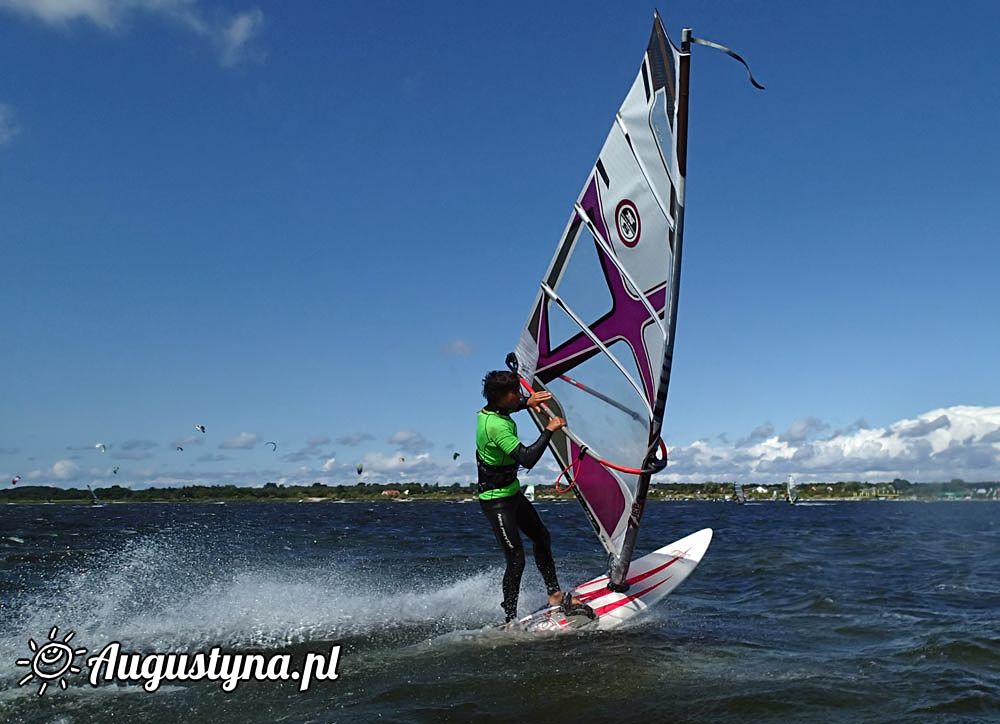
[15,626,88,696]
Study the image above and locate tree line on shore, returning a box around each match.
[2,478,998,503]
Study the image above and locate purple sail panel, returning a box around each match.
[570,440,627,540]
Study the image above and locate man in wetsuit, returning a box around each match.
[476,370,593,625]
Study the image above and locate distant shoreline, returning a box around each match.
[4,480,997,505]
[3,497,997,505]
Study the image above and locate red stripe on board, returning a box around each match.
[592,575,672,617]
[575,546,692,600]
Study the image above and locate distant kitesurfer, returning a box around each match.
[476,370,594,625]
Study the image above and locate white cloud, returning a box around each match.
[0,102,19,145]
[335,432,373,447]
[443,339,473,356]
[737,422,774,447]
[321,457,337,472]
[51,459,79,480]
[662,405,1000,484]
[218,8,263,67]
[219,432,260,450]
[0,1,263,67]
[388,430,431,453]
[780,416,828,443]
[0,0,117,28]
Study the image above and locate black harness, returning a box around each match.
[477,401,528,494]
[475,451,519,494]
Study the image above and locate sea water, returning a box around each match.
[0,501,997,723]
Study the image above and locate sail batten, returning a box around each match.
[614,112,676,230]
[540,283,656,421]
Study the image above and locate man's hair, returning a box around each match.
[482,370,520,407]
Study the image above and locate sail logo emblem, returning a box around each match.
[615,199,641,247]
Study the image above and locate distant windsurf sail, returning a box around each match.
[786,476,798,505]
[524,484,535,502]
[510,13,761,589]
[734,482,746,505]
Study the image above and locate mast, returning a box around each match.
[608,18,692,591]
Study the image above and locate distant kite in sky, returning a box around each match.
[112,466,119,475]
[452,452,460,461]
[398,456,405,463]
[265,441,277,452]
[10,475,20,486]
[95,443,107,453]
[194,425,206,434]
[176,446,184,452]
[356,464,363,476]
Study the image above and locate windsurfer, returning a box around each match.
[476,370,593,624]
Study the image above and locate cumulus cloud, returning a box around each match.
[827,418,871,439]
[336,432,373,447]
[660,405,1000,484]
[0,0,264,67]
[780,417,829,443]
[218,8,263,67]
[443,339,473,356]
[51,459,79,480]
[894,414,950,438]
[280,436,334,463]
[321,457,337,472]
[737,422,774,447]
[980,429,1000,444]
[388,430,432,453]
[219,432,260,450]
[0,102,19,145]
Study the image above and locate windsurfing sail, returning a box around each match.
[734,482,746,505]
[785,475,798,505]
[509,13,761,589]
[524,484,535,502]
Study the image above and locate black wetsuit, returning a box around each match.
[477,403,560,622]
[480,490,561,621]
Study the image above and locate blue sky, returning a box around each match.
[1,0,998,487]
